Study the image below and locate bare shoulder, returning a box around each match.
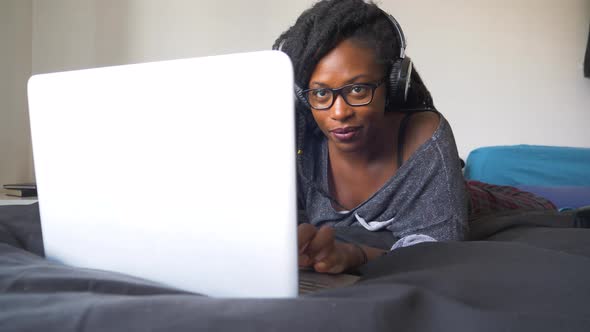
[401,111,441,162]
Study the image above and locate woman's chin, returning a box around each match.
[329,139,366,154]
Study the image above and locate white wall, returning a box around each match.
[0,0,34,186]
[32,0,97,74]
[32,0,315,72]
[386,0,590,157]
[1,0,588,184]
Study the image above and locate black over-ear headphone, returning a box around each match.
[383,11,413,107]
[275,8,413,110]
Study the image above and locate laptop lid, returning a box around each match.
[27,51,298,298]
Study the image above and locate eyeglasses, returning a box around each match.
[302,79,386,110]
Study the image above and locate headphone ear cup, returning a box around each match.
[387,57,413,108]
[399,57,413,104]
[388,59,402,107]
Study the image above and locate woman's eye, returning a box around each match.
[313,89,329,98]
[351,85,368,94]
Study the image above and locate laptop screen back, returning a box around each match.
[27,51,298,298]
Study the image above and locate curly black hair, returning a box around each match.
[273,0,434,107]
[273,0,436,207]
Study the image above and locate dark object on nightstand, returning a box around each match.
[3,183,36,190]
[2,183,37,197]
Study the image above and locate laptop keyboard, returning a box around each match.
[298,270,360,295]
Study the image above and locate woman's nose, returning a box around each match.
[329,95,353,121]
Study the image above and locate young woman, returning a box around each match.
[273,0,555,274]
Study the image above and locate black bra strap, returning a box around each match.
[396,112,414,168]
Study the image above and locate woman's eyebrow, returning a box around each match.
[309,74,374,88]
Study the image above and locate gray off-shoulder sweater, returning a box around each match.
[297,112,469,250]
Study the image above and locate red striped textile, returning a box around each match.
[466,180,557,222]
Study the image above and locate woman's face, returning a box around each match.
[307,38,388,154]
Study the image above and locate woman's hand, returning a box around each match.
[297,223,364,274]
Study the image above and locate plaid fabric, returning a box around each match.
[466,180,557,222]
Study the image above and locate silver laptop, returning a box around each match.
[27,51,301,298]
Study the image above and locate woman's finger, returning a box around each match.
[297,223,317,253]
[314,248,344,274]
[298,253,313,267]
[306,226,335,256]
[314,242,354,274]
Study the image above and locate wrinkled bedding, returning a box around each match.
[1,204,589,332]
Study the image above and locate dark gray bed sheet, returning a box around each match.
[1,204,589,332]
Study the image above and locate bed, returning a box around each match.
[464,144,590,209]
[1,201,589,331]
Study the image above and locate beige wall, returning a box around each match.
[1,0,588,183]
[31,0,315,72]
[386,0,590,157]
[0,0,34,186]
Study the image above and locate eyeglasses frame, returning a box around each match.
[301,79,386,111]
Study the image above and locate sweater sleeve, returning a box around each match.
[374,117,469,242]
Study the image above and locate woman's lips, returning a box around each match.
[330,126,361,142]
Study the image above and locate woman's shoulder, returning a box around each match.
[399,110,445,163]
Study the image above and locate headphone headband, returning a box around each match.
[276,8,407,57]
[380,10,407,59]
